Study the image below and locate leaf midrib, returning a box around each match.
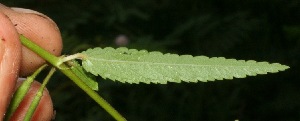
[88,57,261,68]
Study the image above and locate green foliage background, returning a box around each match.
[2,0,299,120]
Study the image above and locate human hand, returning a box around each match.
[0,3,62,121]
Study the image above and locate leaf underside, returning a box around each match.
[81,47,289,84]
[68,60,98,90]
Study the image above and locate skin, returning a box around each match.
[0,4,63,76]
[10,79,54,121]
[0,11,22,120]
[0,3,61,121]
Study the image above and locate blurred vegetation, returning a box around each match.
[2,0,299,120]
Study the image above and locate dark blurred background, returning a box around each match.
[1,0,299,121]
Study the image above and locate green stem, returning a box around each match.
[20,35,126,121]
[24,67,56,121]
[4,64,48,121]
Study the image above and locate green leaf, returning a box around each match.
[81,47,289,84]
[68,60,98,90]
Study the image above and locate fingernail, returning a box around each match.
[10,7,51,20]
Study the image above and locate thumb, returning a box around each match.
[0,11,22,119]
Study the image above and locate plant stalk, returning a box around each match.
[24,67,56,121]
[4,64,48,121]
[20,35,126,121]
